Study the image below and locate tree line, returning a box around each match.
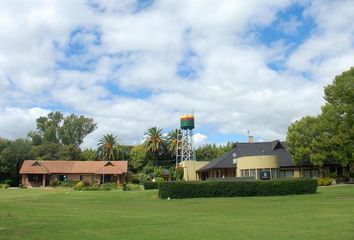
[0,117,234,185]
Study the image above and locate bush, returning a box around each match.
[329,171,337,178]
[132,178,140,184]
[143,181,158,190]
[158,179,318,199]
[317,177,333,186]
[175,166,184,181]
[74,181,85,190]
[0,183,10,189]
[138,173,150,184]
[123,183,143,191]
[101,182,116,191]
[73,181,115,191]
[49,180,59,187]
[3,179,13,186]
[155,177,164,183]
[59,180,79,187]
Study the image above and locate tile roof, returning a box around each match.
[19,160,128,175]
[197,140,297,172]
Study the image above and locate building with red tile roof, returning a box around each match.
[19,160,128,187]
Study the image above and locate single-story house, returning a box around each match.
[181,139,343,181]
[19,160,128,188]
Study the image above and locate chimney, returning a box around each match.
[248,135,254,143]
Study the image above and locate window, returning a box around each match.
[57,175,67,182]
[271,168,278,179]
[244,169,250,177]
[28,175,41,182]
[241,170,245,177]
[303,169,319,178]
[279,170,294,179]
[250,169,256,178]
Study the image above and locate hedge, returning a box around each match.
[158,179,318,199]
[143,182,158,190]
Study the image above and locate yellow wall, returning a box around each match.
[180,161,209,181]
[236,155,279,177]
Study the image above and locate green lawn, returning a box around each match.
[1,186,354,240]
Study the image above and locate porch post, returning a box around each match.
[22,175,27,187]
[42,174,46,188]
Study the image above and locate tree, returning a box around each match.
[167,129,180,157]
[97,134,120,161]
[129,145,147,172]
[195,142,235,161]
[143,127,166,165]
[322,68,354,167]
[58,144,82,160]
[286,67,354,172]
[286,116,319,164]
[59,114,97,147]
[28,112,63,145]
[81,148,98,160]
[0,139,33,185]
[28,111,97,147]
[30,143,81,160]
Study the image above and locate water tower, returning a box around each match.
[176,114,195,164]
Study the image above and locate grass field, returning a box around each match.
[1,186,354,240]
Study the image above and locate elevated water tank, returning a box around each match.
[180,115,195,130]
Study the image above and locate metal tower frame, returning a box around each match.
[176,128,195,165]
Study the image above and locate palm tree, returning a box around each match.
[167,129,181,158]
[97,134,120,161]
[143,127,166,165]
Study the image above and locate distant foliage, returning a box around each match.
[195,142,236,161]
[80,148,98,160]
[129,144,147,172]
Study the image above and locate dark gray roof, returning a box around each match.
[197,150,236,171]
[197,140,298,172]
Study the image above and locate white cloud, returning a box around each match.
[0,107,49,140]
[193,133,208,148]
[0,0,354,148]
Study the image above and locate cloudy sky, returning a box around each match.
[1,0,354,148]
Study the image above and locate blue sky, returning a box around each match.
[0,0,354,148]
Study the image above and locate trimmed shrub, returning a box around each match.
[158,179,318,199]
[143,181,158,190]
[317,177,333,186]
